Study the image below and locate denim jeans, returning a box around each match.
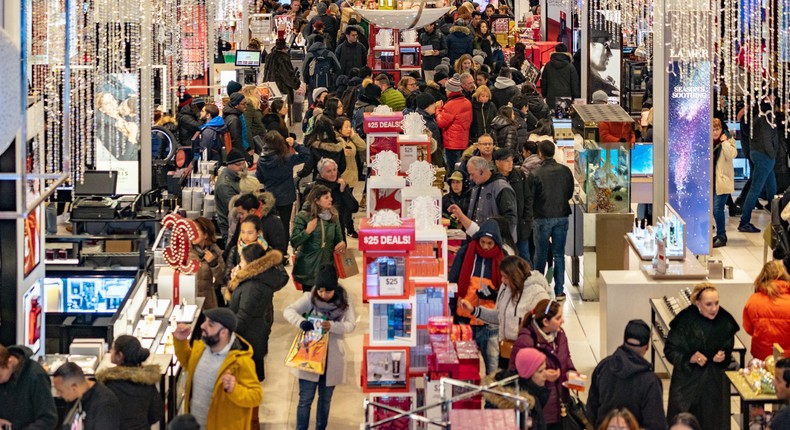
[445,149,465,173]
[297,375,335,430]
[473,324,499,374]
[517,240,532,266]
[713,193,728,239]
[740,150,777,225]
[533,217,569,296]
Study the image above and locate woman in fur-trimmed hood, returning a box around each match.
[226,244,289,382]
[96,335,164,430]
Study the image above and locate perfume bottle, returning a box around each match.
[28,296,42,344]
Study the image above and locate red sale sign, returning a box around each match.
[363,112,404,134]
[358,218,416,252]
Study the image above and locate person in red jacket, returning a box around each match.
[437,73,473,173]
[743,260,790,360]
[599,120,636,147]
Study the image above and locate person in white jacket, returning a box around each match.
[284,264,356,430]
[712,118,737,248]
[460,255,551,370]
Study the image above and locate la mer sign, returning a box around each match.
[364,112,404,134]
[358,218,416,252]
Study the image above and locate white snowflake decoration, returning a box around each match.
[401,112,427,137]
[375,29,394,47]
[401,29,418,44]
[409,196,441,230]
[369,209,403,227]
[372,104,394,115]
[370,150,401,178]
[406,160,436,188]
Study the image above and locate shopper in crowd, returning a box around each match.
[227,242,288,384]
[482,347,550,430]
[437,74,473,172]
[420,21,447,77]
[529,141,574,300]
[443,171,471,224]
[335,26,367,76]
[224,214,268,283]
[375,74,406,112]
[306,2,338,45]
[172,308,263,430]
[313,157,360,237]
[739,93,779,233]
[304,116,347,178]
[510,96,533,144]
[460,72,477,100]
[240,86,266,152]
[520,84,552,125]
[425,70,448,104]
[587,320,667,430]
[226,192,288,264]
[668,413,702,430]
[321,97,344,122]
[335,117,365,236]
[769,359,790,429]
[471,85,497,142]
[476,70,491,88]
[710,117,738,247]
[224,93,252,157]
[455,54,474,76]
[461,255,550,369]
[447,18,474,64]
[261,98,291,140]
[598,409,641,430]
[352,83,381,138]
[177,94,205,147]
[540,43,580,109]
[0,344,57,430]
[304,87,329,132]
[494,148,533,262]
[97,335,165,430]
[473,21,494,68]
[520,140,542,177]
[460,132,496,180]
[599,119,636,145]
[291,185,345,292]
[415,93,444,166]
[216,149,246,242]
[510,42,528,73]
[665,283,739,430]
[257,130,311,241]
[398,76,420,111]
[284,264,357,430]
[196,103,227,162]
[491,106,519,153]
[449,219,506,374]
[168,414,200,430]
[189,217,225,310]
[54,362,121,430]
[743,260,790,360]
[262,38,301,110]
[491,67,519,109]
[303,33,342,96]
[509,299,576,429]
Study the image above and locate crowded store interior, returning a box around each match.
[2,0,790,428]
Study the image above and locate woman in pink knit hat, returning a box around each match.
[483,347,550,430]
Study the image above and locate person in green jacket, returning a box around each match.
[291,184,346,292]
[241,85,266,152]
[375,73,406,112]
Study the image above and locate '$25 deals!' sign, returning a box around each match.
[161,213,200,275]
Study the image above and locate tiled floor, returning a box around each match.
[256,196,772,428]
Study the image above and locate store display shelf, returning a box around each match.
[414,226,447,242]
[368,175,406,189]
[399,43,421,47]
[374,46,397,50]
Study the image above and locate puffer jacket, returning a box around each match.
[188,243,225,310]
[491,115,518,151]
[471,100,497,141]
[307,135,347,178]
[256,143,311,207]
[446,25,474,64]
[334,40,368,76]
[540,52,580,108]
[290,204,344,287]
[436,92,473,150]
[224,191,288,270]
[227,249,288,381]
[177,105,202,147]
[338,131,366,188]
[714,135,738,195]
[474,270,550,341]
[95,365,164,430]
[223,104,249,152]
[743,280,790,360]
[491,77,520,109]
[505,168,533,242]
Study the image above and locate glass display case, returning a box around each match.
[575,140,631,213]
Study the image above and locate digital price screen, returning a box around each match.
[235,50,261,67]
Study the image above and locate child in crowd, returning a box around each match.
[224,215,268,284]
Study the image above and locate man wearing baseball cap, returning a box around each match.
[586,319,667,430]
[172,308,262,430]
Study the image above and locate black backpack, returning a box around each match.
[310,55,333,90]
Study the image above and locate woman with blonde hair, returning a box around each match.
[455,53,474,75]
[471,85,497,141]
[240,85,266,152]
[743,260,790,359]
[665,282,739,430]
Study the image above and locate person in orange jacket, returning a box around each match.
[743,260,790,360]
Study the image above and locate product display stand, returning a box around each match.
[365,106,406,217]
[367,26,422,83]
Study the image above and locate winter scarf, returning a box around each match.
[237,234,268,251]
[310,287,349,322]
[457,241,503,298]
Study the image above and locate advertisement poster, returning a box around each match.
[23,281,43,355]
[23,191,41,277]
[94,73,140,194]
[545,0,572,46]
[667,61,712,255]
[587,10,621,100]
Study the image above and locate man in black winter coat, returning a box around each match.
[0,345,58,430]
[419,22,448,75]
[494,148,533,263]
[540,43,580,109]
[587,320,667,430]
[446,19,473,64]
[177,96,205,146]
[335,26,368,76]
[491,67,520,109]
[54,362,122,430]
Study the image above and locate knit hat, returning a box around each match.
[433,70,449,83]
[240,174,263,193]
[316,2,327,14]
[591,90,609,103]
[416,92,436,110]
[226,148,247,165]
[448,170,465,182]
[472,55,485,66]
[312,87,328,102]
[315,263,339,291]
[229,92,246,107]
[168,415,200,430]
[363,83,382,101]
[227,80,242,96]
[493,147,514,161]
[623,319,651,347]
[515,348,546,379]
[178,93,193,108]
[441,57,452,67]
[192,97,206,107]
[203,308,238,332]
[445,73,462,93]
